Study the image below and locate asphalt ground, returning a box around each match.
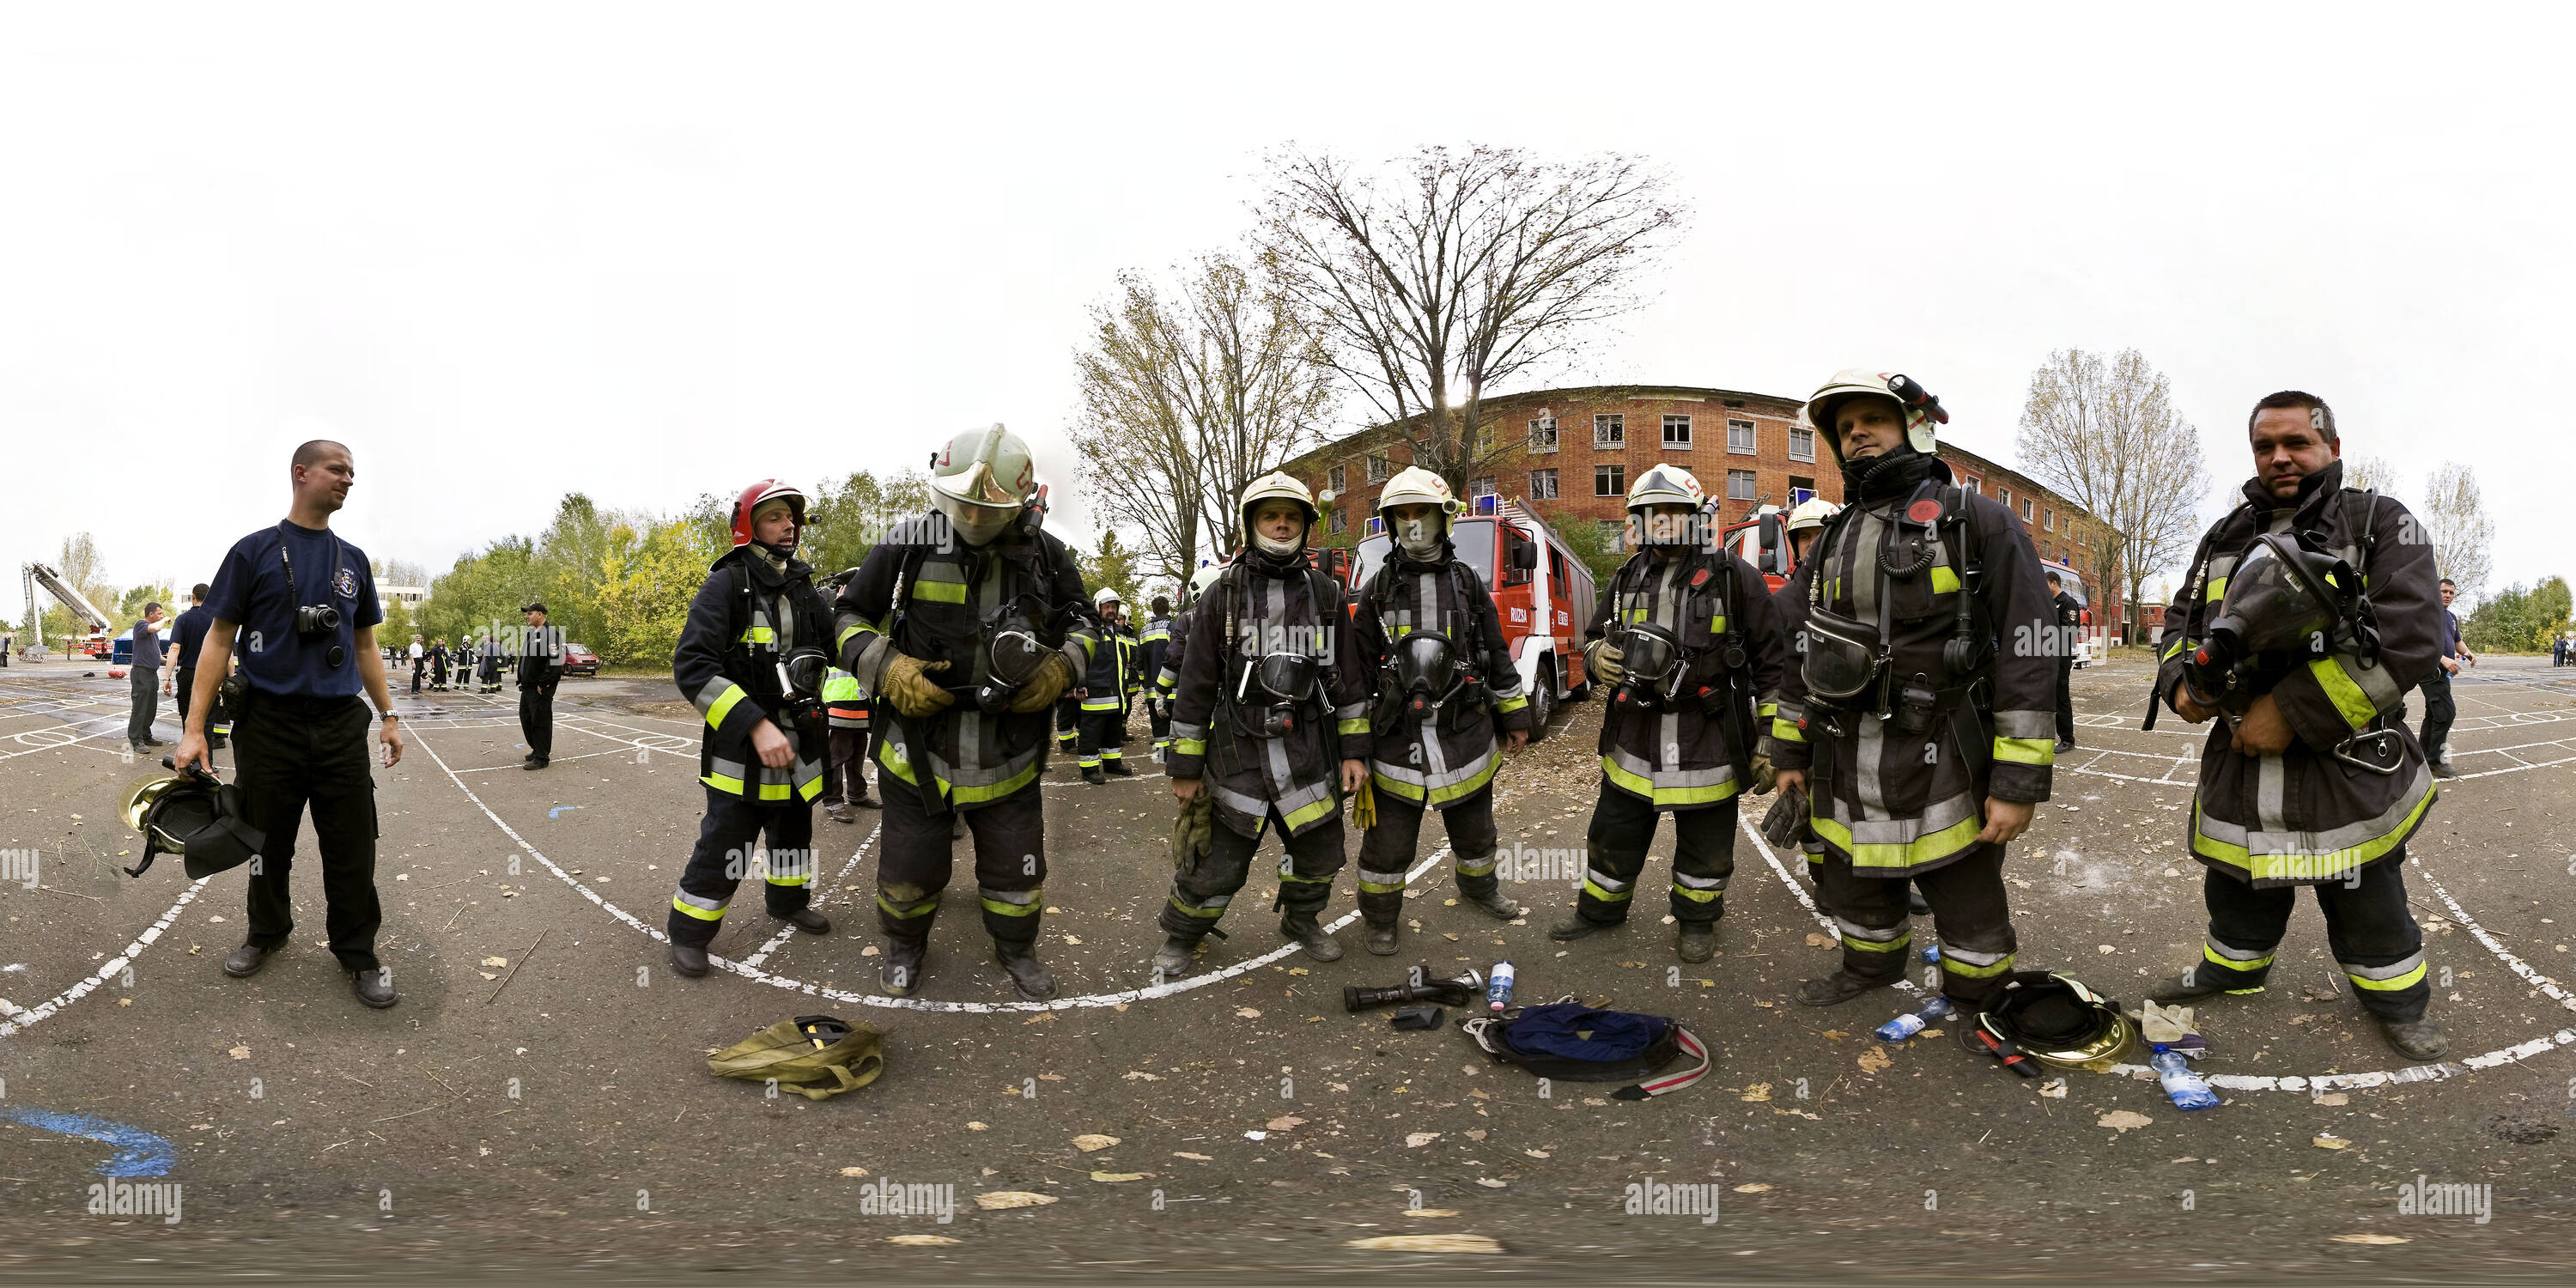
[4,652,2576,1283]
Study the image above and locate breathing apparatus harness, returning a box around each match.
[1365,550,1504,736]
[1796,471,1996,786]
[1595,542,1759,771]
[2145,487,2395,774]
[1212,556,1343,747]
[880,501,1087,718]
[730,550,831,726]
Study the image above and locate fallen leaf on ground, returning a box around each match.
[1348,1235,1501,1254]
[2097,945,2117,955]
[1090,1171,1148,1182]
[839,1167,869,1177]
[966,1122,989,1131]
[1474,1178,1508,1188]
[1740,1083,1773,1103]
[1060,935,1082,945]
[2312,1092,2349,1106]
[2098,1110,2154,1133]
[481,957,507,967]
[888,1234,962,1246]
[1524,1149,1551,1158]
[2037,1079,2069,1098]
[1406,1132,1441,1147]
[1856,1048,1893,1073]
[1402,1208,1461,1218]
[228,1045,251,1060]
[2312,1135,2350,1150]
[1805,933,1834,948]
[1286,967,1309,976]
[1733,1182,1773,1194]
[1266,1115,1307,1131]
[1071,1134,1120,1151]
[974,1191,1059,1210]
[1037,1073,1065,1082]
[2330,1233,2409,1244]
[477,972,498,981]
[1121,1072,1163,1081]
[1172,1151,1212,1161]
[1024,1012,1055,1024]
[861,945,879,957]
[1236,1007,1262,1018]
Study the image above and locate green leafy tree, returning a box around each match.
[116,583,176,624]
[2463,582,2532,653]
[804,468,931,579]
[1078,530,1140,615]
[1532,499,1625,595]
[598,518,717,667]
[2521,576,2571,652]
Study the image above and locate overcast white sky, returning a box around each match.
[6,3,2567,624]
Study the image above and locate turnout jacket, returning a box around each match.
[1166,555,1373,840]
[1584,546,1786,810]
[831,515,1099,811]
[675,548,834,803]
[2154,462,2440,886]
[1083,619,1135,713]
[1771,459,2058,876]
[1353,544,1533,809]
[1139,614,1171,705]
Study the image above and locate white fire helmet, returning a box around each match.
[1375,466,1460,558]
[1240,471,1318,557]
[1785,497,1840,535]
[1800,369,1948,464]
[1625,464,1708,548]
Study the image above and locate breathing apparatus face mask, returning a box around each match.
[1237,649,1322,738]
[974,614,1053,714]
[775,646,829,720]
[2187,532,2354,712]
[1394,631,1464,710]
[1608,623,1686,712]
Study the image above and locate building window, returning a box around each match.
[1598,519,1626,553]
[1328,464,1346,493]
[1996,486,2011,509]
[1469,476,1495,499]
[1961,473,1981,495]
[1595,465,1625,496]
[2020,497,2035,523]
[1726,469,1756,501]
[1595,414,1625,449]
[1330,508,1346,535]
[1528,417,1558,453]
[1788,424,1814,462]
[2077,524,2087,547]
[2044,507,2055,532]
[1366,453,1389,483]
[1663,415,1692,449]
[1728,418,1756,455]
[1529,468,1558,500]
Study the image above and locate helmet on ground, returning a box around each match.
[1975,972,2136,1071]
[1625,464,1708,548]
[930,425,1040,548]
[1786,497,1840,535]
[1241,472,1318,557]
[730,480,808,550]
[1375,466,1461,556]
[1801,369,1949,464]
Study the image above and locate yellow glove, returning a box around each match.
[1006,651,1078,714]
[883,653,957,719]
[1587,640,1626,688]
[1747,747,1777,795]
[1352,775,1377,830]
[1170,790,1213,871]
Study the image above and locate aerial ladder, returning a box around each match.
[21,562,113,659]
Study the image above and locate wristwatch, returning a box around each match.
[380,711,401,722]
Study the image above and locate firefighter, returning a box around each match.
[1769,370,2057,1034]
[1775,497,1844,902]
[664,480,836,977]
[1553,465,1787,963]
[1152,474,1371,975]
[1351,468,1534,956]
[2147,391,2446,1060]
[820,662,876,821]
[1141,594,1175,756]
[2049,571,2081,753]
[1783,497,1838,568]
[833,426,1093,1000]
[1156,566,1225,765]
[1114,604,1144,749]
[1077,586,1136,783]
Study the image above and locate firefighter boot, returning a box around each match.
[1677,923,1716,963]
[1151,934,1199,979]
[1279,909,1343,962]
[668,941,710,978]
[1796,968,1899,1006]
[1461,888,1526,920]
[1364,920,1400,956]
[2148,968,2239,1004]
[878,935,928,998]
[995,940,1057,1000]
[1548,914,1620,942]
[2378,1015,2449,1060]
[1103,757,1135,777]
[1083,766,1106,786]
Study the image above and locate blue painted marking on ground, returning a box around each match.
[0,1106,177,1176]
[550,805,579,818]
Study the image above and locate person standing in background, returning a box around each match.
[172,584,228,751]
[518,603,563,769]
[126,602,171,751]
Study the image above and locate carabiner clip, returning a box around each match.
[2330,729,2403,776]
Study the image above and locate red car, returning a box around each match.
[561,641,601,677]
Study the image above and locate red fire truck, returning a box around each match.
[1330,495,1599,741]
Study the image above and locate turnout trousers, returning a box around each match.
[1353,785,1502,927]
[1160,805,1346,938]
[665,786,816,947]
[234,693,383,975]
[2187,854,2429,1022]
[1076,707,1128,771]
[873,769,1047,950]
[1820,841,2019,1008]
[1571,783,1739,928]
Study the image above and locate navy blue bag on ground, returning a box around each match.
[1461,997,1709,1099]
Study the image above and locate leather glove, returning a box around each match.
[1747,747,1777,795]
[1006,650,1078,714]
[1170,790,1213,871]
[882,653,957,719]
[1587,640,1626,688]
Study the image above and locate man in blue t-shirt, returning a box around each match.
[125,603,171,750]
[171,584,229,750]
[175,440,407,1010]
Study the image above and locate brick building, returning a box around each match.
[1280,381,2125,641]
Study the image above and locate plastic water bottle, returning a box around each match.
[2150,1045,2220,1110]
[1922,943,1941,964]
[1486,961,1516,1012]
[1874,995,1954,1042]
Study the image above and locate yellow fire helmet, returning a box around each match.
[1976,971,2139,1071]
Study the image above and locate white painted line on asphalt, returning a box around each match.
[1736,811,1927,1001]
[414,726,1459,1012]
[0,875,211,1040]
[737,821,885,969]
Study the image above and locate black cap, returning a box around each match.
[521,602,548,615]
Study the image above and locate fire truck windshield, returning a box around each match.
[1352,519,1494,590]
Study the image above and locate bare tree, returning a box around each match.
[2015,349,2212,632]
[1071,256,1338,580]
[2418,461,2494,601]
[1255,144,1686,496]
[2342,453,2401,496]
